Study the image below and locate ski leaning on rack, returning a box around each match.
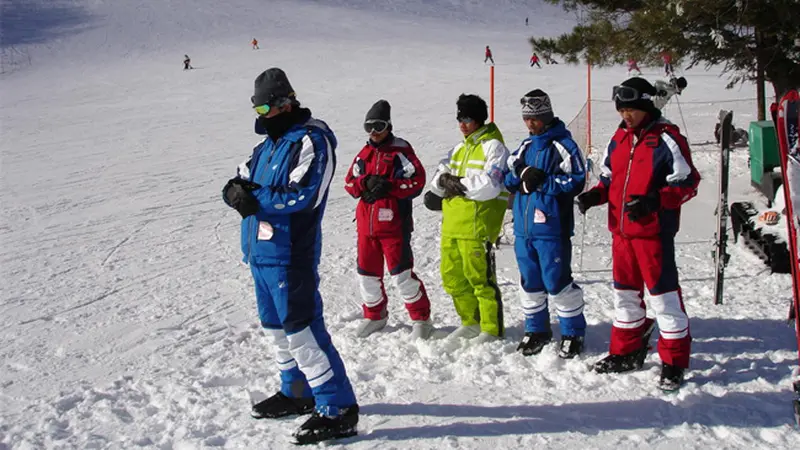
[774,88,800,427]
[713,110,733,305]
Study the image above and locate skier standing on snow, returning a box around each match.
[504,90,587,358]
[530,53,542,68]
[343,100,433,340]
[485,46,495,65]
[252,38,259,49]
[222,67,359,444]
[428,94,510,343]
[183,54,192,70]
[661,51,674,76]
[627,58,641,77]
[576,77,700,390]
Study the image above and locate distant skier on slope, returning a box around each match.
[504,89,587,359]
[485,45,494,65]
[183,54,192,70]
[251,38,259,49]
[576,77,700,391]
[530,53,542,68]
[627,58,642,77]
[343,100,433,340]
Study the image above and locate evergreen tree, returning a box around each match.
[531,1,800,97]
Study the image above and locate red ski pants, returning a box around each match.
[610,234,691,368]
[357,232,430,321]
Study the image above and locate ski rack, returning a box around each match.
[730,202,792,274]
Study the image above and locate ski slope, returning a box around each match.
[1,0,798,448]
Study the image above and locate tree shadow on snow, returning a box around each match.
[1,0,95,47]
[360,389,791,441]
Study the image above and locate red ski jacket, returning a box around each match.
[344,135,426,236]
[590,116,700,238]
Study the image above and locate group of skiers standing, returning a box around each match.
[222,67,699,445]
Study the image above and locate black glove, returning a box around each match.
[576,190,603,215]
[363,175,392,199]
[423,190,443,211]
[518,166,547,194]
[361,189,379,204]
[223,178,261,218]
[438,173,467,197]
[625,192,660,222]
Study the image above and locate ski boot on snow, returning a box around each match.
[593,321,655,374]
[251,392,315,419]
[472,331,502,344]
[292,405,359,445]
[517,331,552,356]
[355,316,388,338]
[658,363,685,392]
[448,324,481,340]
[557,335,584,359]
[410,319,433,340]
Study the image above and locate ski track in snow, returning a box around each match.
[1,0,798,448]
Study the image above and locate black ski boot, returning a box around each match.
[516,331,552,356]
[558,335,584,359]
[251,392,315,419]
[593,321,655,373]
[292,405,359,445]
[658,363,685,392]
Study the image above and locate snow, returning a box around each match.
[1,0,798,448]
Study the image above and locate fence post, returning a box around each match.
[490,65,495,122]
[587,61,592,154]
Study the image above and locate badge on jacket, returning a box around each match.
[534,209,547,223]
[258,221,274,240]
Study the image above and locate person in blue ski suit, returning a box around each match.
[504,89,587,359]
[222,68,358,444]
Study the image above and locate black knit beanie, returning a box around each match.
[615,77,658,114]
[252,68,296,106]
[365,100,391,122]
[456,94,488,125]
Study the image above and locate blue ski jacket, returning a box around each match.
[226,111,337,266]
[504,119,586,239]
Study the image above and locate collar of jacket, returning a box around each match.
[528,118,568,143]
[368,133,395,151]
[254,107,312,139]
[464,122,501,145]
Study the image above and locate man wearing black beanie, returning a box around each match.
[222,67,359,444]
[344,99,433,340]
[576,77,700,392]
[428,93,510,344]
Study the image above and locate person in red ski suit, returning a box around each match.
[576,77,700,391]
[661,51,674,76]
[344,100,433,340]
[627,58,641,77]
[530,53,541,68]
[485,46,494,65]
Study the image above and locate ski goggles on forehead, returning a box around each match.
[364,119,390,134]
[519,96,548,107]
[612,85,652,102]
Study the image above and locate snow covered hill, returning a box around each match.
[1,0,798,448]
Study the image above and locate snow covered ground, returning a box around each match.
[1,0,798,448]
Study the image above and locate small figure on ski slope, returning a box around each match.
[661,51,674,76]
[504,89,587,358]
[222,68,358,444]
[252,38,259,49]
[485,45,495,65]
[543,52,559,64]
[428,94,510,343]
[627,58,642,77]
[530,53,542,68]
[183,54,192,70]
[525,17,529,26]
[343,100,433,340]
[576,77,700,391]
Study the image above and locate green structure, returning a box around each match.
[748,120,782,201]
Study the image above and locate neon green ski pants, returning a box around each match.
[440,238,504,337]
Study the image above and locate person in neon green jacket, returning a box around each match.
[428,94,510,342]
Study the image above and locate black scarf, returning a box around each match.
[256,107,312,140]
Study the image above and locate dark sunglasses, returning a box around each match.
[364,120,390,134]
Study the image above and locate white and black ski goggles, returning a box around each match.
[612,85,652,102]
[364,119,390,134]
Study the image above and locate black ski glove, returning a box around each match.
[438,173,467,197]
[423,190,443,211]
[576,190,603,215]
[624,191,660,222]
[223,178,261,218]
[361,189,378,204]
[518,166,547,194]
[363,175,392,199]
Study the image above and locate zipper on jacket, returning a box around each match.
[524,143,546,237]
[619,134,637,236]
[369,151,383,236]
